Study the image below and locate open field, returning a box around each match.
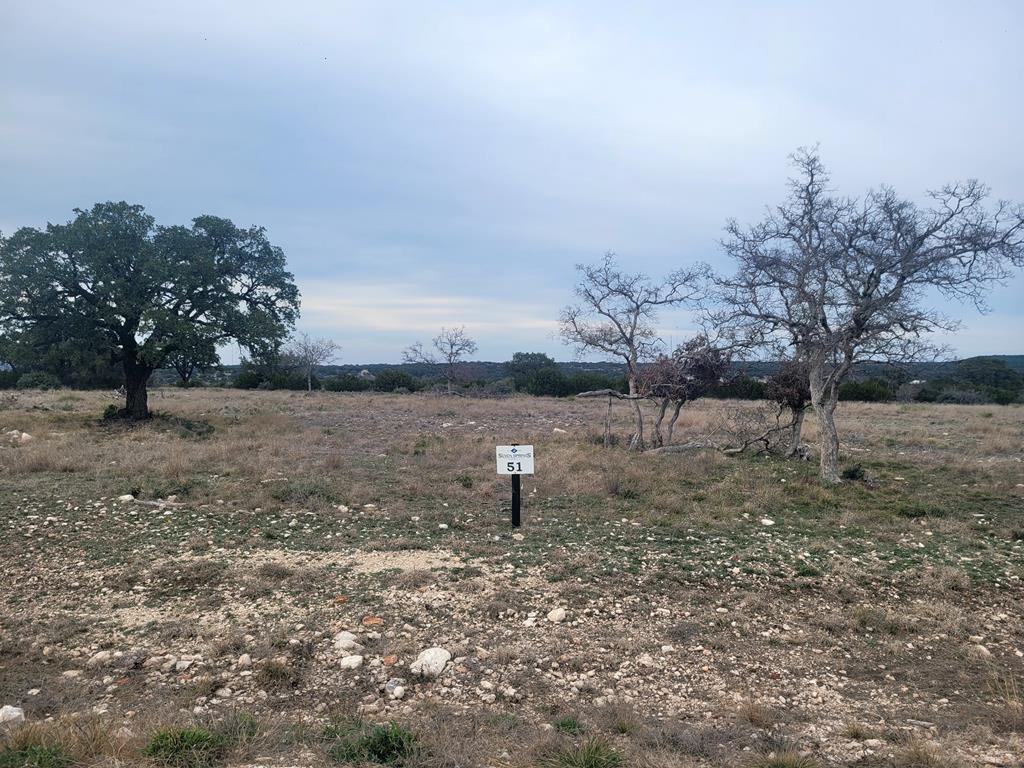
[1,389,1022,767]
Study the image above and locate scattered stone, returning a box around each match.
[237,653,252,669]
[0,705,25,725]
[547,607,567,623]
[333,631,364,653]
[117,494,135,503]
[339,655,364,670]
[970,644,992,659]
[410,647,451,678]
[760,518,775,526]
[87,650,113,667]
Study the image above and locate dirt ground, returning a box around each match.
[1,388,1022,767]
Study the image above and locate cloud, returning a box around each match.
[301,281,559,335]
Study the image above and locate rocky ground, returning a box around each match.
[1,389,1022,767]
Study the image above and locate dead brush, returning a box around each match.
[986,671,1024,732]
[891,739,962,768]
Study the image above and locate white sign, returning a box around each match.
[496,445,534,475]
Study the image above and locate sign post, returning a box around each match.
[496,444,534,528]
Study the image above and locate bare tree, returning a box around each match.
[403,326,478,394]
[560,253,706,451]
[639,336,730,447]
[713,148,1024,482]
[285,332,340,391]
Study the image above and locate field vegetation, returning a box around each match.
[1,388,1022,767]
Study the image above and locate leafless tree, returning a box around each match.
[639,336,730,447]
[559,253,707,451]
[285,332,340,391]
[713,148,1024,482]
[403,326,478,394]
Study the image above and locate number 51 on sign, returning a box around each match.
[496,445,534,475]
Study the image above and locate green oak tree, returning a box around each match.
[0,202,299,418]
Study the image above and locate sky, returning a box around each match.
[2,1,1022,364]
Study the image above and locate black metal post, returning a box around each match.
[511,474,521,528]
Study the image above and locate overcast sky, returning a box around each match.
[3,1,1022,363]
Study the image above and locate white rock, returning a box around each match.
[17,432,33,445]
[760,518,775,526]
[118,494,135,502]
[237,653,252,669]
[409,647,451,678]
[553,428,568,434]
[547,608,567,623]
[971,644,992,659]
[214,687,232,698]
[339,655,364,670]
[0,705,25,725]
[87,650,112,667]
[333,631,364,653]
[391,685,405,700]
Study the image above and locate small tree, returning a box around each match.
[0,203,299,418]
[505,352,557,391]
[285,333,340,391]
[559,253,706,451]
[765,359,811,457]
[166,335,220,386]
[714,149,1024,482]
[640,336,730,447]
[403,326,478,394]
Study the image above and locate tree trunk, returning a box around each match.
[627,372,644,451]
[809,360,840,483]
[604,395,612,448]
[307,368,313,392]
[123,360,153,420]
[785,408,806,457]
[666,401,684,445]
[651,398,669,447]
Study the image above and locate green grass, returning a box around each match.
[552,716,583,734]
[144,727,227,768]
[326,722,418,765]
[0,745,72,768]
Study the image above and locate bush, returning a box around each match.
[15,371,61,390]
[839,377,894,402]
[323,374,372,392]
[373,370,420,393]
[712,375,767,400]
[0,371,18,389]
[525,367,570,397]
[143,727,226,768]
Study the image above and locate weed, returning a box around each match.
[538,738,622,768]
[143,726,226,768]
[840,465,865,481]
[327,721,418,765]
[750,750,821,768]
[552,715,583,734]
[0,745,72,768]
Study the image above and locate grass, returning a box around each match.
[0,744,72,768]
[326,722,418,765]
[538,738,622,768]
[553,715,584,734]
[143,727,226,768]
[0,389,1022,767]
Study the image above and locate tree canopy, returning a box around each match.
[0,202,299,418]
